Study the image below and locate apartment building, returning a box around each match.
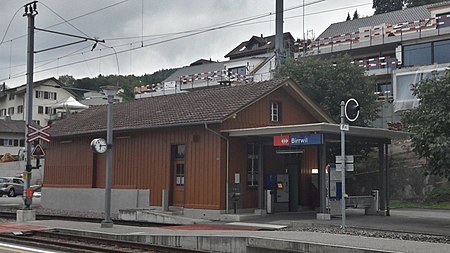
[303,1,450,128]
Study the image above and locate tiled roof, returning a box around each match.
[0,119,25,134]
[318,1,450,39]
[225,33,294,59]
[164,62,225,82]
[49,78,289,137]
[6,77,81,99]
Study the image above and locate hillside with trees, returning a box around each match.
[58,68,177,101]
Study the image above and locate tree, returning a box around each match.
[346,12,351,21]
[353,9,359,20]
[275,55,379,126]
[402,70,450,179]
[405,0,447,7]
[373,0,403,14]
[58,75,76,87]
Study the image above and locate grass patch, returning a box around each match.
[390,200,450,209]
[390,184,450,209]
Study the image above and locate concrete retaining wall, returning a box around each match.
[60,229,392,253]
[0,160,44,185]
[41,188,150,214]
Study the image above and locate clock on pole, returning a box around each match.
[90,138,107,154]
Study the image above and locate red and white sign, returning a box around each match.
[31,144,46,157]
[27,124,51,143]
[273,135,290,146]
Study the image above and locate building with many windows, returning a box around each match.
[301,1,450,128]
[0,77,84,127]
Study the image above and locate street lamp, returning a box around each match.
[100,85,119,228]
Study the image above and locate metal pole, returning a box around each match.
[101,94,114,228]
[340,101,346,229]
[23,2,37,209]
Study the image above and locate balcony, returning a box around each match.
[307,15,450,56]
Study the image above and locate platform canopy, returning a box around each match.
[222,122,409,143]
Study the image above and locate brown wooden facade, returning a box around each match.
[44,81,330,211]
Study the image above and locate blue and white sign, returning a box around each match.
[290,134,323,146]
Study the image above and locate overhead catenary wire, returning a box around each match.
[0,6,22,44]
[0,0,374,82]
[0,0,130,47]
[39,2,94,40]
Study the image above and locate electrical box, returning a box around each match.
[276,174,289,203]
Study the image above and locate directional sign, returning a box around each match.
[31,144,45,157]
[336,155,354,164]
[336,163,354,172]
[27,124,51,143]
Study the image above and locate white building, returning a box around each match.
[0,77,83,127]
[135,33,296,98]
[0,117,25,157]
[302,1,450,128]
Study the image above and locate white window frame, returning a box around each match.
[271,102,280,122]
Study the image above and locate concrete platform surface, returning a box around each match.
[15,218,450,253]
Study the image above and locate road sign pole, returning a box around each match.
[340,101,346,230]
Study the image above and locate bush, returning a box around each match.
[426,184,450,203]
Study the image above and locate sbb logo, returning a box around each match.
[274,135,290,146]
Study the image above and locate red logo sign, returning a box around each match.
[273,135,290,146]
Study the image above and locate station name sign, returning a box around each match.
[273,134,323,147]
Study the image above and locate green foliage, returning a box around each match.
[390,200,450,209]
[58,69,177,101]
[373,0,403,14]
[346,12,351,21]
[426,184,450,203]
[402,70,450,179]
[404,0,447,7]
[353,9,359,20]
[275,55,379,126]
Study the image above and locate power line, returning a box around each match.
[39,2,94,40]
[0,6,22,44]
[0,0,129,47]
[0,0,373,82]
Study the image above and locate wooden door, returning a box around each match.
[172,160,185,206]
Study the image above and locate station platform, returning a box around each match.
[3,208,449,253]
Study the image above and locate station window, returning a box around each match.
[38,106,44,114]
[247,143,259,187]
[17,105,23,114]
[270,102,281,122]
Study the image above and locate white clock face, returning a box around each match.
[90,138,107,154]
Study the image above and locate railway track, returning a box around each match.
[0,229,204,253]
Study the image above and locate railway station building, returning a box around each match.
[43,78,405,219]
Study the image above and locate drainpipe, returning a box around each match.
[204,123,230,214]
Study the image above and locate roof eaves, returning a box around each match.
[51,119,224,138]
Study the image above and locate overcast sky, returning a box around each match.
[0,0,374,87]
